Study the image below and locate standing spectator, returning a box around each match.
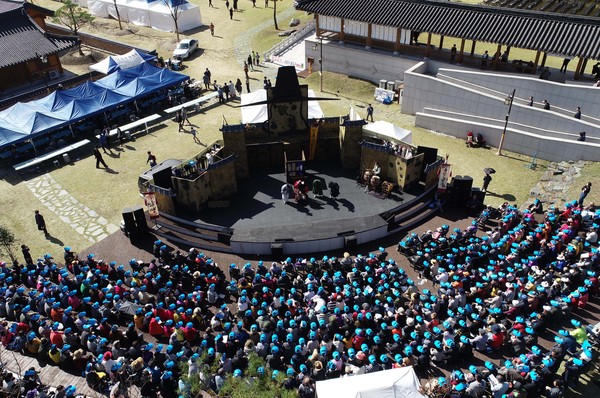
[34,210,48,235]
[93,146,108,169]
[208,0,213,7]
[203,71,211,90]
[256,53,260,66]
[244,62,249,78]
[99,130,109,154]
[481,51,489,69]
[252,0,256,7]
[209,23,214,36]
[252,51,257,66]
[217,84,225,104]
[175,111,184,131]
[21,244,33,264]
[245,76,250,93]
[223,82,230,101]
[229,8,233,19]
[181,107,190,125]
[450,44,457,63]
[482,173,492,192]
[233,0,238,10]
[542,99,550,110]
[228,80,236,99]
[225,0,229,8]
[146,151,157,168]
[579,182,592,206]
[560,58,571,73]
[527,96,534,106]
[248,54,254,70]
[366,104,374,122]
[574,106,581,119]
[235,79,243,96]
[265,0,268,7]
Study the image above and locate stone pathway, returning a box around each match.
[521,160,585,210]
[25,174,119,243]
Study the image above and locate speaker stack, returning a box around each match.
[345,235,358,251]
[450,176,473,208]
[470,187,486,207]
[122,206,150,243]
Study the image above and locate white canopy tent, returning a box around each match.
[86,0,201,32]
[316,367,427,398]
[240,89,324,124]
[362,120,413,144]
[89,49,156,74]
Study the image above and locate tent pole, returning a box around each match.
[69,124,75,139]
[30,139,37,154]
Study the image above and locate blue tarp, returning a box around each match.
[0,63,188,150]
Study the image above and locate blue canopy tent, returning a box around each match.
[0,63,188,150]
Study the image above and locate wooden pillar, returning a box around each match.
[533,50,541,74]
[581,58,589,78]
[540,52,547,69]
[339,18,345,43]
[316,14,320,36]
[439,35,444,50]
[426,32,432,57]
[366,23,372,49]
[470,41,476,56]
[394,28,401,54]
[459,38,465,64]
[506,46,511,58]
[574,57,584,80]
[493,44,502,69]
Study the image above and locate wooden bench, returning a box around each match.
[164,91,219,114]
[13,139,91,172]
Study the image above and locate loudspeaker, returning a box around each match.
[471,187,486,207]
[345,235,358,251]
[217,232,231,245]
[152,167,172,189]
[122,208,138,241]
[132,205,148,235]
[271,243,284,258]
[450,175,473,207]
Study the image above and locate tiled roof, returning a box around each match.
[296,0,600,59]
[0,6,79,68]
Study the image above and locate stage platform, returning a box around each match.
[158,161,437,255]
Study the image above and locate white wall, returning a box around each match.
[305,38,421,84]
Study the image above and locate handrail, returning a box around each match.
[264,19,315,62]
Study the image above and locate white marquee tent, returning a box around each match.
[86,0,201,32]
[362,120,413,144]
[240,89,324,124]
[89,49,156,74]
[315,367,426,398]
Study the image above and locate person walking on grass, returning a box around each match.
[366,104,374,122]
[93,146,108,169]
[35,210,48,236]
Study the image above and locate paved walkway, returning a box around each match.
[25,174,119,244]
[522,160,585,210]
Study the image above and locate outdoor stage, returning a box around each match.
[179,161,436,255]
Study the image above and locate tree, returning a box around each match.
[273,0,278,30]
[162,0,182,42]
[0,226,18,262]
[113,0,123,30]
[52,0,95,55]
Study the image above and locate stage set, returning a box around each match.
[131,67,448,255]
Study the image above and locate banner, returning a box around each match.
[309,125,319,160]
[437,163,452,192]
[144,192,160,219]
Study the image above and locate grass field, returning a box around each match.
[2,0,598,260]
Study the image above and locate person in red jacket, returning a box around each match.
[488,324,505,350]
[148,316,164,338]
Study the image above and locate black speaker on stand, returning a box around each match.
[345,235,358,251]
[271,243,284,258]
[450,176,473,207]
[471,187,486,207]
[132,205,149,235]
[122,208,139,243]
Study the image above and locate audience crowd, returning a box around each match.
[0,197,599,398]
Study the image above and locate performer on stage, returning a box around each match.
[294,180,308,203]
[372,161,381,176]
[281,183,292,204]
[312,179,323,197]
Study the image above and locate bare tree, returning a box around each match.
[162,0,182,42]
[0,226,18,262]
[113,0,123,30]
[273,0,278,30]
